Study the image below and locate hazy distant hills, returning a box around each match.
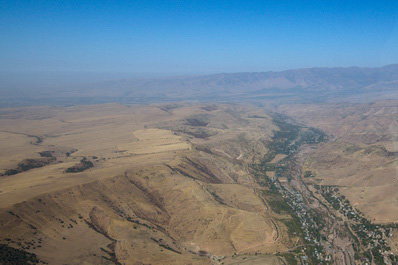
[1,64,398,107]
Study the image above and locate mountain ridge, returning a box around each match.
[1,64,398,107]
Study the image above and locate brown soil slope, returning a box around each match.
[0,103,294,265]
[279,100,398,223]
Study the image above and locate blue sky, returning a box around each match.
[1,0,398,74]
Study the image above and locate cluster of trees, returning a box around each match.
[65,157,93,173]
[0,244,40,265]
[2,153,56,176]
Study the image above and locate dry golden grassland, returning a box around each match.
[0,103,292,265]
[279,100,398,223]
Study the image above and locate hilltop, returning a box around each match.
[0,103,299,265]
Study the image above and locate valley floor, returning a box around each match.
[0,102,397,265]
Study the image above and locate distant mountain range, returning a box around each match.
[1,64,398,107]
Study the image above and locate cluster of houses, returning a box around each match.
[317,185,398,265]
[267,175,331,264]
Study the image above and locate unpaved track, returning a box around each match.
[253,188,270,212]
[292,146,355,265]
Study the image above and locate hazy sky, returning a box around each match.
[1,0,398,74]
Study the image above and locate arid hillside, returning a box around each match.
[0,103,300,265]
[278,100,398,223]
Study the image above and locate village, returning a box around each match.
[315,185,398,265]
